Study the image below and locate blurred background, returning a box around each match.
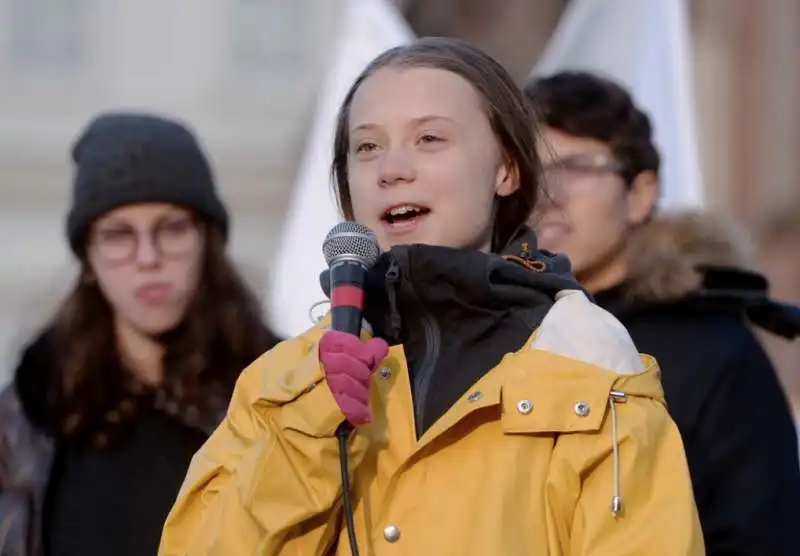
[0,0,797,414]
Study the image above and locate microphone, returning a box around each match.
[322,222,382,337]
[321,222,381,556]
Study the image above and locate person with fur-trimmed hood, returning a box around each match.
[525,71,800,556]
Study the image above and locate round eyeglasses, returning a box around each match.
[90,215,203,264]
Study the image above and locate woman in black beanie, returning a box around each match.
[0,111,280,556]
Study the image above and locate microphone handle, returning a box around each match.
[329,260,368,336]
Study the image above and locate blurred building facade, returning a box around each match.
[1,0,798,409]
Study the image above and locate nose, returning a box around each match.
[377,148,415,187]
[134,234,162,268]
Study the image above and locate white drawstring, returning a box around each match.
[609,390,627,518]
[308,300,330,324]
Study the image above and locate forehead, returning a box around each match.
[537,126,613,162]
[349,66,486,129]
[94,203,191,226]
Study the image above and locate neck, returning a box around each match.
[578,253,629,295]
[115,319,164,386]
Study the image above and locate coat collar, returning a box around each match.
[319,227,586,344]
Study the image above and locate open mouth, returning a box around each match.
[381,204,431,225]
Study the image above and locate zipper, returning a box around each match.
[385,253,442,439]
[401,263,441,439]
[385,259,402,339]
[410,304,441,439]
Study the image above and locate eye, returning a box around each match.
[97,228,133,243]
[355,141,379,153]
[419,134,444,144]
[160,217,194,237]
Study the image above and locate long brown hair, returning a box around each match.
[331,37,542,252]
[49,223,278,446]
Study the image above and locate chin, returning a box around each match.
[375,234,406,251]
[379,237,409,250]
[383,229,440,248]
[131,311,185,337]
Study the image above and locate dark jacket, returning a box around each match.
[595,213,800,556]
[0,332,230,556]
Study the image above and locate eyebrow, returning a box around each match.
[552,152,618,164]
[351,114,456,134]
[97,212,190,229]
[96,219,133,229]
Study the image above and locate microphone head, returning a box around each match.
[322,222,381,268]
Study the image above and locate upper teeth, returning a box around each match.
[388,205,421,216]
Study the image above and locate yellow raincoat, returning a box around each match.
[160,290,704,555]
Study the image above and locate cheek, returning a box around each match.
[426,151,497,210]
[168,254,203,298]
[93,266,137,311]
[345,165,377,222]
[569,192,629,250]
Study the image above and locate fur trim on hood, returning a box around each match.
[625,211,758,302]
[620,211,800,339]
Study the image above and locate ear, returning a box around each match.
[494,157,520,197]
[626,170,659,225]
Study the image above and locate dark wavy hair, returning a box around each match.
[331,37,542,252]
[523,71,660,185]
[48,222,279,447]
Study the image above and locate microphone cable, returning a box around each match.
[336,422,361,555]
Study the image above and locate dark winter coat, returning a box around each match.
[0,333,230,556]
[595,213,800,556]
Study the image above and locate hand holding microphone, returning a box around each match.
[320,331,388,426]
[320,222,386,427]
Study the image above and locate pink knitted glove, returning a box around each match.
[319,330,389,426]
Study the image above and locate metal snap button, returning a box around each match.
[467,391,482,402]
[574,401,591,417]
[378,367,392,380]
[383,524,401,542]
[517,399,533,415]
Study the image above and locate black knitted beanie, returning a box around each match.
[66,112,229,255]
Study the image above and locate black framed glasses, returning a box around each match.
[90,215,203,264]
